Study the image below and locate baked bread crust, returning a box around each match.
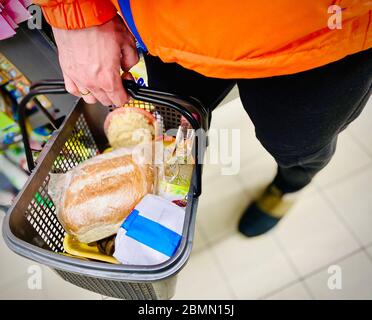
[55,148,153,243]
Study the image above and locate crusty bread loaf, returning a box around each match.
[50,148,153,243]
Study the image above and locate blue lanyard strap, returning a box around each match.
[118,0,148,52]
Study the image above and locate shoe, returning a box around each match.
[238,183,297,237]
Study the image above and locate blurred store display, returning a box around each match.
[0,22,76,199]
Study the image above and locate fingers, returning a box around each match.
[60,47,135,107]
[63,73,80,97]
[54,15,140,109]
[92,89,113,107]
[64,73,95,104]
[78,89,98,105]
[64,73,113,106]
[120,45,139,72]
[105,72,130,107]
[64,71,132,107]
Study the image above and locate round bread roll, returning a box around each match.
[52,148,154,243]
[104,107,155,149]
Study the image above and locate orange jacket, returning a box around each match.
[34,0,372,79]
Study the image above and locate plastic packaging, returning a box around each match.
[114,194,185,265]
[48,147,154,243]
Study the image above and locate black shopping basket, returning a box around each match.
[2,79,209,300]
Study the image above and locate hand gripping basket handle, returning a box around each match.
[18,80,204,197]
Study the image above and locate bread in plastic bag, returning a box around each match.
[48,147,154,243]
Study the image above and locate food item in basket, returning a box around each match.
[63,234,119,264]
[97,235,116,256]
[158,164,193,202]
[103,147,113,154]
[104,107,155,149]
[114,194,185,265]
[156,132,193,202]
[48,147,154,243]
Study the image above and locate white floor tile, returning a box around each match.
[42,267,101,300]
[0,215,44,289]
[211,233,297,299]
[313,131,371,187]
[367,246,372,258]
[0,276,48,300]
[210,97,268,164]
[218,85,239,106]
[236,153,317,201]
[212,98,249,129]
[197,174,249,243]
[275,192,360,276]
[322,167,372,246]
[192,224,208,253]
[0,214,100,300]
[305,251,372,299]
[202,129,267,185]
[236,154,277,198]
[348,98,372,156]
[202,163,225,183]
[265,282,312,300]
[173,250,234,300]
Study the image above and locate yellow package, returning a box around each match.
[63,234,119,264]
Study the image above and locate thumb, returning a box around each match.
[120,44,139,72]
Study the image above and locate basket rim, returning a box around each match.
[2,86,206,282]
[2,198,197,282]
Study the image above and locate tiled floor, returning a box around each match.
[174,94,372,300]
[0,94,371,300]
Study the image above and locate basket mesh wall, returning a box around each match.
[25,115,99,252]
[56,270,158,300]
[25,101,185,253]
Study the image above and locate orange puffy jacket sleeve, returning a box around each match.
[33,0,118,29]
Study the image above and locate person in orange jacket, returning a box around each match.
[34,0,372,236]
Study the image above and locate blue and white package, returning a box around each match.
[113,194,185,265]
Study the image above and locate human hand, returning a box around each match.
[52,15,138,106]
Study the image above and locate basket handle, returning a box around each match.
[18,82,67,173]
[18,80,204,197]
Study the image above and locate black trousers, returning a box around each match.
[144,49,372,193]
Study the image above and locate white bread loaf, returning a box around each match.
[49,148,153,243]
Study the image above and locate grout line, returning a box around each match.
[260,248,365,300]
[187,239,238,299]
[348,128,372,160]
[194,221,365,300]
[314,160,372,191]
[317,184,366,249]
[206,245,239,300]
[268,182,366,299]
[191,224,210,254]
[258,279,306,300]
[301,248,363,280]
[318,166,372,266]
[202,149,271,186]
[270,232,315,300]
[201,229,236,248]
